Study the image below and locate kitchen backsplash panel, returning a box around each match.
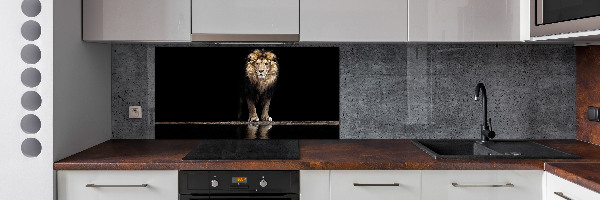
[154,47,340,139]
[112,43,576,139]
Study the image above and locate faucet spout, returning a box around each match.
[474,83,487,129]
[474,83,495,142]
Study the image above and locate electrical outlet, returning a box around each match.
[129,106,142,119]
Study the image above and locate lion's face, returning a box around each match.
[253,59,274,79]
[246,49,278,86]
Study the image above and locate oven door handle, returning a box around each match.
[210,196,297,199]
[181,197,210,200]
[180,194,298,200]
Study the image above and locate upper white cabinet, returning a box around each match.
[191,0,299,41]
[81,0,531,42]
[409,0,530,42]
[83,0,191,41]
[300,0,408,42]
[422,170,542,200]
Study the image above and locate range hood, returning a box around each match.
[190,34,299,42]
[191,0,300,42]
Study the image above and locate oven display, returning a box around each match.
[232,177,247,184]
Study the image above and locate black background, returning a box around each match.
[155,47,340,139]
[156,47,340,122]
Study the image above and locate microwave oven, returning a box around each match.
[531,0,600,38]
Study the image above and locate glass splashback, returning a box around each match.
[155,47,340,139]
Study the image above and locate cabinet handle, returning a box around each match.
[451,183,514,188]
[353,183,400,186]
[86,184,149,188]
[554,192,573,200]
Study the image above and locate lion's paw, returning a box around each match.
[261,116,272,121]
[248,116,260,122]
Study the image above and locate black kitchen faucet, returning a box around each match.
[474,83,495,143]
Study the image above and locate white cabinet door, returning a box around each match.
[300,170,330,200]
[300,0,408,42]
[409,0,529,42]
[422,170,542,200]
[57,170,178,200]
[82,0,191,41]
[545,172,600,200]
[330,170,420,200]
[191,0,299,41]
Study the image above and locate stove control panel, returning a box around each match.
[179,171,299,194]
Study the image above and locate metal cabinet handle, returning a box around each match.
[452,183,514,187]
[353,183,400,186]
[554,192,573,200]
[86,184,148,188]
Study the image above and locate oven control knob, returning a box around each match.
[259,179,267,187]
[211,180,219,188]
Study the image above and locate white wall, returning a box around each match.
[0,0,110,199]
[0,0,54,199]
[53,0,111,162]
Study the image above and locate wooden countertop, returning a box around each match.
[54,139,600,171]
[545,162,600,194]
[54,139,600,194]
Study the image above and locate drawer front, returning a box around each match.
[422,170,542,200]
[330,170,421,200]
[546,172,600,200]
[57,170,178,200]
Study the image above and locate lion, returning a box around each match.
[243,49,278,122]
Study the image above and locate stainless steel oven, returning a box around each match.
[531,0,600,37]
[179,171,299,200]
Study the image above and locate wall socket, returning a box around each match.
[589,106,600,122]
[129,106,142,119]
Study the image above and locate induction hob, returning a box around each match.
[182,140,300,160]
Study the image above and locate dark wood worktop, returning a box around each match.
[54,139,600,171]
[545,162,600,194]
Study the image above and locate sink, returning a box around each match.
[412,140,579,159]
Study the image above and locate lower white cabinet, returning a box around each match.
[57,170,178,200]
[330,170,421,200]
[545,172,600,200]
[300,170,330,200]
[422,170,543,200]
[57,169,600,200]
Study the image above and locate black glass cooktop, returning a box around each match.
[182,140,300,160]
